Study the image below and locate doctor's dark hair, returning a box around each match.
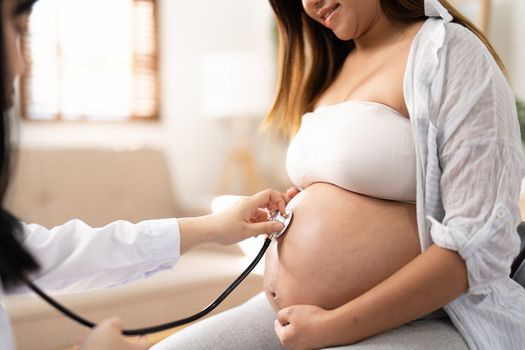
[263,0,507,138]
[0,0,40,290]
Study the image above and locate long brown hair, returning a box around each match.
[0,0,40,290]
[263,0,506,138]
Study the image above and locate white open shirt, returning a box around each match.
[0,219,180,349]
[407,18,525,349]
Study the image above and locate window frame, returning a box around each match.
[19,0,160,123]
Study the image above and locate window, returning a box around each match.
[21,0,159,121]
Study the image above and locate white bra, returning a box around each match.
[286,100,417,202]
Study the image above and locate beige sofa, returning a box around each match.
[3,149,263,350]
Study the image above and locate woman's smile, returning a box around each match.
[319,3,340,25]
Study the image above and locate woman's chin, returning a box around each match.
[334,32,354,41]
[330,24,357,42]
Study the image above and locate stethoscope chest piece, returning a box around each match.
[270,209,293,239]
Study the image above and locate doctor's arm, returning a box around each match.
[18,189,285,294]
[178,189,286,254]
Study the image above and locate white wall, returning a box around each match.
[489,0,525,100]
[512,0,525,100]
[158,0,289,208]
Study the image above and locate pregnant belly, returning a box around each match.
[264,183,420,311]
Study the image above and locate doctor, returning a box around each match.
[0,0,287,349]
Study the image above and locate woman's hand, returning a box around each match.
[79,318,149,350]
[285,186,301,203]
[274,305,335,350]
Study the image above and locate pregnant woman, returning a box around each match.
[154,0,525,349]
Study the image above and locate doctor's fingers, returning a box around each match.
[92,317,122,330]
[99,319,149,350]
[250,189,286,214]
[132,336,150,350]
[248,208,270,223]
[246,220,283,237]
[79,318,150,350]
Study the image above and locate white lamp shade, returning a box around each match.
[200,50,273,119]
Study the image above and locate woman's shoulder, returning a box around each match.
[443,21,479,44]
[443,22,491,60]
[415,19,499,81]
[417,19,489,60]
[408,19,513,126]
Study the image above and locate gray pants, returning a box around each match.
[152,293,468,350]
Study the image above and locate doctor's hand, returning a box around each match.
[79,318,149,350]
[275,305,334,350]
[178,189,286,253]
[210,188,287,245]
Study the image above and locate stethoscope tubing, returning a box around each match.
[24,237,272,336]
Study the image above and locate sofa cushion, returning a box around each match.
[5,149,180,228]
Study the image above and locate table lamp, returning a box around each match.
[201,50,273,195]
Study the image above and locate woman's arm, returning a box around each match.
[330,245,467,343]
[275,245,467,349]
[276,25,525,350]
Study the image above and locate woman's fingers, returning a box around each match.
[286,186,300,200]
[276,307,292,325]
[274,318,287,340]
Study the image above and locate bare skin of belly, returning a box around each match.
[264,182,420,311]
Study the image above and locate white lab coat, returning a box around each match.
[0,218,181,350]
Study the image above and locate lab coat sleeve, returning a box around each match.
[15,218,181,293]
[426,24,525,295]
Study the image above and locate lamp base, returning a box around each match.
[217,142,262,195]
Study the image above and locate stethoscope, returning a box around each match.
[23,209,293,336]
